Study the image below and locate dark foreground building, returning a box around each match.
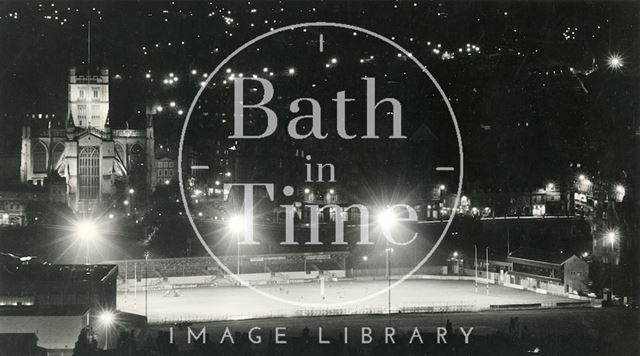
[0,253,145,354]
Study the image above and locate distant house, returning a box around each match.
[507,247,589,294]
[155,155,178,186]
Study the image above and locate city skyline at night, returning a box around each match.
[0,1,638,355]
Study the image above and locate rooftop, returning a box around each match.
[0,305,89,317]
[508,246,571,265]
[0,257,117,284]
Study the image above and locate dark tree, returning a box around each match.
[72,327,98,356]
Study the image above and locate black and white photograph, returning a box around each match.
[0,0,638,355]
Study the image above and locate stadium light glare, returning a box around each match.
[74,219,100,265]
[75,220,98,241]
[228,215,244,233]
[377,209,396,231]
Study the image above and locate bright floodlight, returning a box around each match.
[362,256,368,261]
[228,215,244,233]
[439,185,446,190]
[606,54,624,70]
[578,174,585,181]
[546,183,554,190]
[378,209,396,231]
[453,251,459,258]
[98,310,115,326]
[75,220,98,240]
[606,231,617,244]
[615,185,625,194]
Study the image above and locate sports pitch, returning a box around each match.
[117,279,574,323]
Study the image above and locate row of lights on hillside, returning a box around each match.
[577,174,626,195]
[302,188,335,195]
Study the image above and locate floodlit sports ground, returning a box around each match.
[117,279,574,323]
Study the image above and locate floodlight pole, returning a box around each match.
[486,247,489,295]
[610,238,614,297]
[134,263,137,310]
[144,252,149,319]
[474,245,478,294]
[386,248,392,317]
[237,233,241,275]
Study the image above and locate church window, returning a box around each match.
[32,142,47,173]
[130,144,143,154]
[78,146,100,199]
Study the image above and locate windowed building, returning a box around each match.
[507,246,589,294]
[19,67,156,214]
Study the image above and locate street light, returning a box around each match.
[75,220,98,264]
[228,215,244,275]
[144,251,149,320]
[606,231,617,247]
[385,247,394,316]
[614,185,626,202]
[605,229,619,298]
[451,251,462,275]
[606,53,624,70]
[98,310,116,350]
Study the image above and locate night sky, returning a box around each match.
[0,1,638,188]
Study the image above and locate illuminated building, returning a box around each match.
[19,67,156,213]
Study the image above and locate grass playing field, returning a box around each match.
[117,278,573,323]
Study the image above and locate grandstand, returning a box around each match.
[103,251,348,289]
